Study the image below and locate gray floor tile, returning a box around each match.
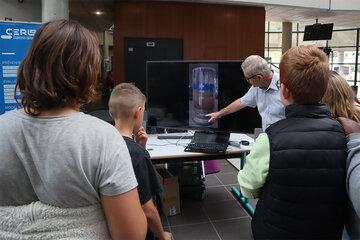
[216,172,239,185]
[225,185,237,192]
[205,174,222,187]
[227,158,241,170]
[202,199,247,221]
[214,218,253,240]
[218,162,238,173]
[171,222,220,240]
[220,159,232,166]
[225,185,242,204]
[164,159,253,239]
[225,185,258,208]
[202,186,233,204]
[168,201,209,226]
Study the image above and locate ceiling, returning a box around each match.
[69,0,114,32]
[68,0,360,32]
[265,5,360,29]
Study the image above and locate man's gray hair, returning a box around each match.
[241,55,271,77]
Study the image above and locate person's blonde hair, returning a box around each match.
[280,45,329,104]
[109,83,146,119]
[322,71,360,123]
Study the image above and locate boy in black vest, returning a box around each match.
[238,45,347,239]
[109,83,172,240]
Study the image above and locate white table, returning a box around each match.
[147,132,254,164]
[147,132,255,209]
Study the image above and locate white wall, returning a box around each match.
[201,0,360,10]
[331,0,360,10]
[95,31,113,47]
[231,0,330,9]
[230,0,360,10]
[195,0,330,9]
[0,0,41,22]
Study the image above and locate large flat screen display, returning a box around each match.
[146,61,261,133]
[303,23,333,41]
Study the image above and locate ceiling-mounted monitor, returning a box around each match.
[303,23,334,41]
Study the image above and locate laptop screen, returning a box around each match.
[192,131,230,144]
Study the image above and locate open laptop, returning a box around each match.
[184,131,230,154]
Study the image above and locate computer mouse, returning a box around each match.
[240,140,250,146]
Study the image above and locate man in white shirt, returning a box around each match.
[207,55,285,131]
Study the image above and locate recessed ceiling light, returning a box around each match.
[95,11,102,15]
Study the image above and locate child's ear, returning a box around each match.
[281,83,289,99]
[280,83,293,104]
[133,106,142,119]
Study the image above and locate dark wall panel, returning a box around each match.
[114,1,265,84]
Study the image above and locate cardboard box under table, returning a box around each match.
[157,168,181,216]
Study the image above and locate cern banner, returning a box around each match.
[0,21,40,115]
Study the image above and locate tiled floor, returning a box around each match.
[160,159,257,240]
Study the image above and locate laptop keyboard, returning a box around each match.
[184,142,229,154]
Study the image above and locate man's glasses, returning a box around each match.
[245,74,261,82]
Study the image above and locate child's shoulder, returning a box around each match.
[123,137,150,161]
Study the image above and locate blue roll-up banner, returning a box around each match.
[0,21,40,115]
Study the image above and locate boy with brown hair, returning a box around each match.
[109,83,172,240]
[238,45,347,239]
